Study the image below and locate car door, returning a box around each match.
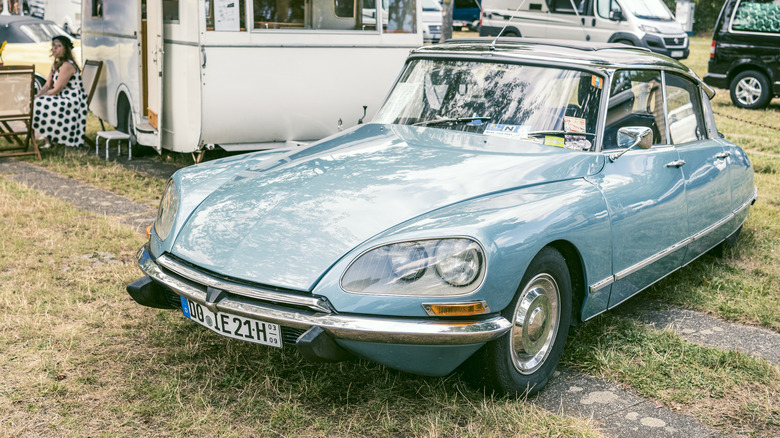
[665,73,733,263]
[590,69,688,309]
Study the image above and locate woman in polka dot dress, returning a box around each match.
[33,35,88,148]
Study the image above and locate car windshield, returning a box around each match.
[423,0,442,11]
[620,0,673,20]
[374,58,604,151]
[19,23,70,43]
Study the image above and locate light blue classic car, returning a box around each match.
[128,38,756,395]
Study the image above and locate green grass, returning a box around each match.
[563,316,780,436]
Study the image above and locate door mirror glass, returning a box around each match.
[617,126,653,149]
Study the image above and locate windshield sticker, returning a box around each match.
[591,76,603,89]
[565,136,592,151]
[564,116,587,133]
[484,124,530,139]
[544,136,565,147]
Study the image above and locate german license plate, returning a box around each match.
[671,50,683,58]
[180,296,282,348]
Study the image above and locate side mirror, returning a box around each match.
[609,8,623,21]
[610,126,653,161]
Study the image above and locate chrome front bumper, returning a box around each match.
[136,245,512,345]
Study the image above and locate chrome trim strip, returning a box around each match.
[138,247,511,345]
[587,189,758,297]
[163,39,199,47]
[81,30,137,40]
[155,254,334,313]
[614,237,692,281]
[589,276,614,294]
[200,44,419,49]
[691,213,734,242]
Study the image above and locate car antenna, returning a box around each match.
[565,0,590,41]
[490,0,529,51]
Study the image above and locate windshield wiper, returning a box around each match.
[412,116,492,127]
[526,130,596,137]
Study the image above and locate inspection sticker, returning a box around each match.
[484,124,530,139]
[564,116,587,133]
[544,136,565,147]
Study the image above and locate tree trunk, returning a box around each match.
[441,0,454,43]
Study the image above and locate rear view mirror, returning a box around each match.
[609,126,653,162]
[609,9,623,21]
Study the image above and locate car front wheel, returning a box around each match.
[477,247,572,396]
[730,70,771,109]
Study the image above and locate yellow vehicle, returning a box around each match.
[0,15,81,91]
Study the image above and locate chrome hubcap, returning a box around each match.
[510,273,560,374]
[736,77,762,105]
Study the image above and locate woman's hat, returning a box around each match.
[52,35,74,50]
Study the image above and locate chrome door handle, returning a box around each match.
[716,151,731,159]
[666,160,686,168]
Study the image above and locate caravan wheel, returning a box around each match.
[117,102,137,148]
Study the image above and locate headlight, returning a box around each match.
[154,179,179,241]
[640,25,661,34]
[341,238,485,296]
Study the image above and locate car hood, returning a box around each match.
[2,41,82,78]
[170,124,603,290]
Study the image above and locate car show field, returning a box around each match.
[0,35,778,437]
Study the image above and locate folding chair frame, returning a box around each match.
[0,65,40,160]
[82,60,104,148]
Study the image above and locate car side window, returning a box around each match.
[604,69,666,149]
[596,0,620,19]
[700,88,718,139]
[665,73,706,145]
[732,0,780,33]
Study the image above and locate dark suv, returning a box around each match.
[704,0,780,109]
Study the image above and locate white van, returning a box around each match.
[82,0,423,156]
[479,0,689,59]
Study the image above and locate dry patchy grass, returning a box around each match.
[0,179,603,437]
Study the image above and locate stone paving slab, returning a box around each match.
[612,300,780,366]
[536,368,732,438]
[0,160,157,234]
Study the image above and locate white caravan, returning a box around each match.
[479,0,689,59]
[81,0,423,155]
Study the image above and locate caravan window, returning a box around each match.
[91,0,104,18]
[164,0,179,22]
[385,0,416,32]
[251,0,416,31]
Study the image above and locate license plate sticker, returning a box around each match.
[180,296,282,348]
[671,50,683,58]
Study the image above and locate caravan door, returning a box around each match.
[146,0,164,152]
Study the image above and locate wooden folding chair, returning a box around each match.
[81,60,104,148]
[0,65,40,159]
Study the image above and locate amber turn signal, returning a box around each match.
[146,224,153,240]
[422,301,489,316]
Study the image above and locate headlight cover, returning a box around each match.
[154,179,179,241]
[640,25,661,34]
[341,238,485,296]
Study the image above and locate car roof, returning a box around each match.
[0,15,56,27]
[412,37,698,79]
